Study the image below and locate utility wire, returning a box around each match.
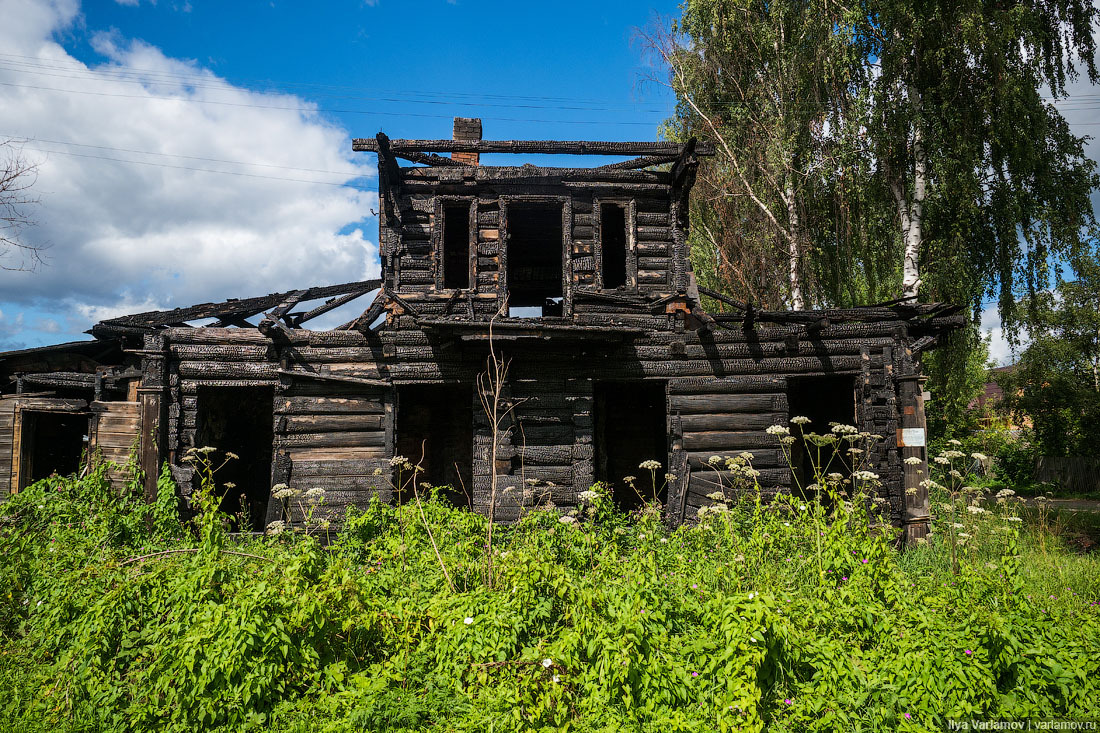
[0,80,660,126]
[22,146,375,189]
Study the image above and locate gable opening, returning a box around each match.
[599,203,628,289]
[395,384,473,508]
[786,375,858,496]
[196,386,274,532]
[18,410,89,490]
[594,381,668,511]
[442,202,471,289]
[506,203,563,317]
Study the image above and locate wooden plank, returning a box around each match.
[276,396,384,415]
[681,413,787,432]
[287,446,387,462]
[283,414,385,433]
[682,431,786,451]
[669,393,786,414]
[275,431,385,449]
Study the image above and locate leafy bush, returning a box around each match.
[0,450,1098,732]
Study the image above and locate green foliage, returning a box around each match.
[1,451,1098,731]
[999,252,1100,458]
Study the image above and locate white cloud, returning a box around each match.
[979,302,1025,367]
[0,0,378,347]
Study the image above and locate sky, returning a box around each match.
[0,0,1097,365]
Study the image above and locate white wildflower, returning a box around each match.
[948,439,962,446]
[790,415,811,425]
[665,474,676,483]
[1005,516,1022,523]
[971,452,988,462]
[464,617,474,625]
[904,456,923,466]
[766,425,790,436]
[265,521,286,536]
[740,452,754,461]
[852,470,879,482]
[273,486,298,500]
[779,436,796,445]
[305,487,326,500]
[542,658,553,668]
[558,515,576,524]
[831,424,857,435]
[578,490,599,502]
[639,460,662,470]
[995,489,1016,499]
[708,455,724,465]
[966,505,988,515]
[389,455,410,467]
[942,450,966,460]
[933,456,951,465]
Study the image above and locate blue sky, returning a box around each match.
[0,0,683,353]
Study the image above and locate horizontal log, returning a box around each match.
[637,257,670,271]
[637,270,667,284]
[687,469,790,494]
[637,226,670,241]
[683,431,787,451]
[176,361,279,379]
[282,346,384,363]
[635,212,669,226]
[670,393,786,414]
[290,458,391,477]
[686,449,784,470]
[355,138,713,156]
[287,446,388,462]
[681,412,787,432]
[283,414,384,433]
[276,396,385,415]
[284,475,388,491]
[275,431,385,448]
[12,397,88,411]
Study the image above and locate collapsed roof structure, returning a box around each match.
[0,118,963,540]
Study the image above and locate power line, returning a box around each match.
[0,80,660,126]
[23,146,375,189]
[2,135,369,177]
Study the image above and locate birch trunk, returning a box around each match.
[902,88,927,300]
[785,179,805,310]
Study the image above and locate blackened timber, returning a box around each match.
[352,139,716,157]
[392,150,467,167]
[293,287,378,326]
[595,154,679,171]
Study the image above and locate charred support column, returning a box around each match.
[451,117,482,166]
[897,373,931,543]
[139,332,169,503]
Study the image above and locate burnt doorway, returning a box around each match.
[19,410,89,489]
[594,381,668,511]
[506,203,564,317]
[787,375,857,495]
[395,384,473,508]
[196,386,274,532]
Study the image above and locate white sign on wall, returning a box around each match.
[900,428,926,447]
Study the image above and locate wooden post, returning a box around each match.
[897,373,930,543]
[139,332,168,503]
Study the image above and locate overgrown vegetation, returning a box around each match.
[1,438,1098,732]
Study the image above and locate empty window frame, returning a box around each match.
[441,201,472,289]
[506,202,564,317]
[196,386,274,532]
[17,410,90,490]
[395,384,473,508]
[599,202,628,289]
[594,381,668,511]
[786,375,857,497]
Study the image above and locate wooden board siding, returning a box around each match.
[89,401,140,490]
[0,396,16,500]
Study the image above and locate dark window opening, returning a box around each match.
[787,375,857,497]
[196,386,274,532]
[600,203,628,289]
[442,203,471,289]
[20,411,88,489]
[595,381,668,511]
[507,203,563,317]
[395,384,473,508]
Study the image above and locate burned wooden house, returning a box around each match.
[0,118,963,540]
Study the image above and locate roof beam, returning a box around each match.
[352,139,715,157]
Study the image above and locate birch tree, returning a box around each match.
[648,0,866,309]
[657,0,1100,329]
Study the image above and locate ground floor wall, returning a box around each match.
[148,320,927,533]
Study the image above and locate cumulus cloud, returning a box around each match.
[0,0,378,348]
[979,303,1023,367]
